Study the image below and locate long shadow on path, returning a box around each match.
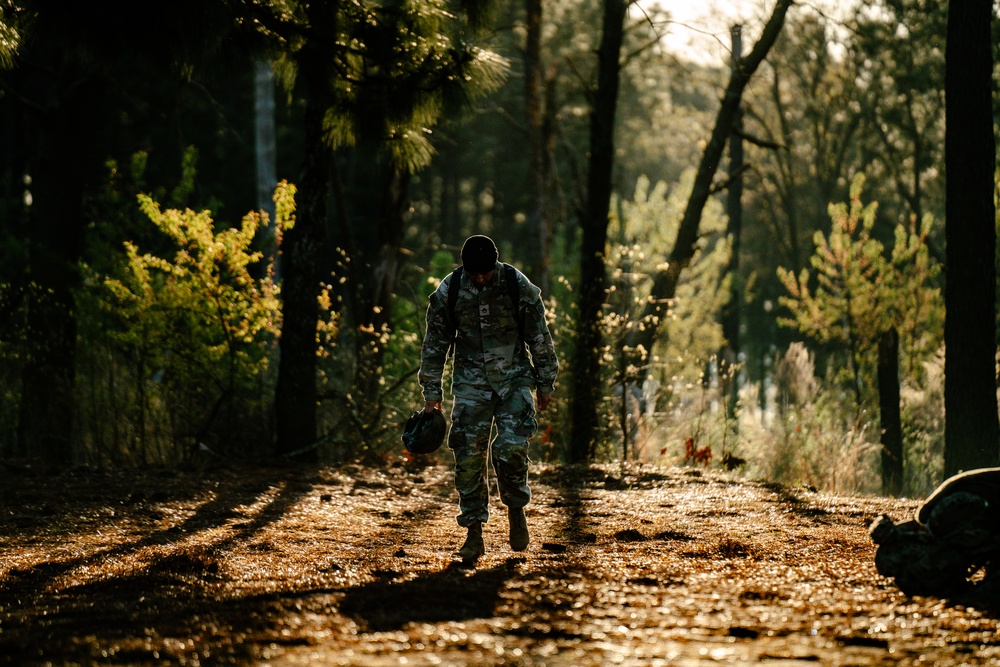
[338,560,516,632]
[0,464,319,665]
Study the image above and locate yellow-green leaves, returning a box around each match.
[273,179,297,232]
[104,185,288,400]
[0,13,20,69]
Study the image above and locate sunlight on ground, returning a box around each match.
[2,463,996,665]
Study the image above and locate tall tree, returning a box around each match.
[524,0,551,296]
[273,22,331,459]
[568,0,628,462]
[628,0,793,392]
[737,10,867,391]
[721,24,744,418]
[943,0,999,474]
[271,0,506,458]
[743,11,865,277]
[851,0,947,235]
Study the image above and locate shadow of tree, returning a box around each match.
[0,466,316,601]
[536,463,602,548]
[0,466,321,664]
[337,560,515,632]
[0,567,339,664]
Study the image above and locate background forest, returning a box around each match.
[0,0,997,498]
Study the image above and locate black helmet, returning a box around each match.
[402,409,447,454]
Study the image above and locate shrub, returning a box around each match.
[93,183,294,463]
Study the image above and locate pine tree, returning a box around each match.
[269,0,507,458]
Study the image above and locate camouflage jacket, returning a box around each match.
[419,262,558,403]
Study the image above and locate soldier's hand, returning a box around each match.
[424,400,442,413]
[537,392,551,411]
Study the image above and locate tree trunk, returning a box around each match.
[524,0,550,297]
[17,71,105,466]
[943,0,999,475]
[568,0,628,463]
[878,328,903,496]
[254,61,277,221]
[721,24,744,420]
[352,166,411,448]
[628,0,793,376]
[274,100,328,461]
[254,60,278,275]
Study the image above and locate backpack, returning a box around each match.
[446,263,524,354]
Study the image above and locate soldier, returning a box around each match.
[419,235,558,563]
[870,467,1000,603]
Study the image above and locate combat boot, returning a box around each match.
[509,506,529,551]
[458,523,485,562]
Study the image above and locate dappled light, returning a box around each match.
[1,0,998,661]
[2,461,996,664]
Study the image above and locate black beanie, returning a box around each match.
[461,235,499,273]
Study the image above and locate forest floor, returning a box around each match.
[0,458,997,666]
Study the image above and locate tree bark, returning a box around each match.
[350,165,411,450]
[569,0,628,462]
[721,24,744,419]
[274,99,328,461]
[943,0,999,475]
[628,0,793,376]
[878,328,903,496]
[524,0,550,297]
[16,68,105,465]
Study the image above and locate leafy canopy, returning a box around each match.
[274,0,508,171]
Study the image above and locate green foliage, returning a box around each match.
[758,175,945,492]
[97,183,294,460]
[777,174,942,406]
[777,175,883,354]
[569,173,730,461]
[276,0,508,172]
[0,1,22,68]
[850,0,947,231]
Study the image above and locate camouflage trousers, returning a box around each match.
[448,386,536,527]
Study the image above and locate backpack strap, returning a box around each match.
[503,263,525,345]
[446,266,463,357]
[446,264,524,355]
[446,266,464,326]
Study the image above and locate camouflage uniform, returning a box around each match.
[419,261,558,528]
[870,467,1000,598]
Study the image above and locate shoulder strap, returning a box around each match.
[447,266,463,324]
[503,263,525,344]
[446,266,463,356]
[503,263,518,310]
[447,264,524,348]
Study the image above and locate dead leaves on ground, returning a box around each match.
[0,461,997,666]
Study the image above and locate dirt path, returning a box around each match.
[0,460,997,665]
